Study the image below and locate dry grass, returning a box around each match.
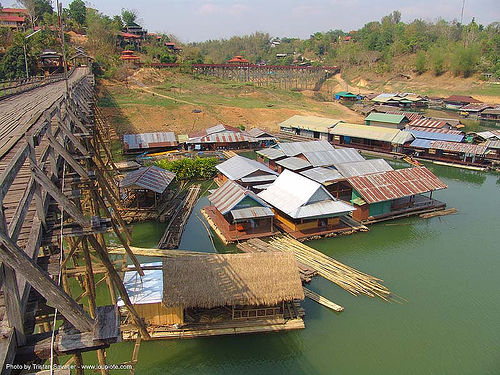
[162,252,304,308]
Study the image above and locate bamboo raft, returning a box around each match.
[419,207,458,219]
[157,184,201,249]
[303,287,344,312]
[267,235,393,301]
[222,150,238,159]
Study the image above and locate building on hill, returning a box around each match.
[0,8,27,29]
[120,252,305,339]
[258,170,355,240]
[329,123,414,153]
[228,56,250,64]
[203,180,277,242]
[165,42,182,53]
[246,128,277,148]
[187,124,256,151]
[119,32,142,49]
[119,166,176,208]
[119,50,141,65]
[365,113,409,129]
[124,21,147,39]
[123,132,178,152]
[279,115,342,141]
[443,95,482,109]
[334,91,360,101]
[349,167,447,223]
[215,155,278,191]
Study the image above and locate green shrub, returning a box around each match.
[155,157,219,180]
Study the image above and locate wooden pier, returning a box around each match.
[0,67,149,373]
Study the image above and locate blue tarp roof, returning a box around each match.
[408,129,464,142]
[409,139,432,149]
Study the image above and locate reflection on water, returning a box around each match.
[101,165,500,375]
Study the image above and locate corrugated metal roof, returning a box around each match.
[177,134,189,143]
[253,183,273,190]
[279,115,341,133]
[247,128,275,139]
[300,167,344,184]
[460,103,492,112]
[189,131,255,144]
[256,147,286,160]
[485,140,500,150]
[409,139,433,149]
[276,157,312,171]
[330,123,414,144]
[348,167,447,204]
[408,118,449,129]
[278,140,334,156]
[240,174,277,183]
[119,262,163,306]
[475,130,500,140]
[365,112,406,124]
[119,166,176,194]
[335,159,394,178]
[408,129,464,142]
[208,180,269,215]
[430,141,487,155]
[123,132,178,150]
[302,148,364,167]
[258,170,354,219]
[407,126,463,135]
[385,111,423,121]
[231,206,274,220]
[216,155,278,181]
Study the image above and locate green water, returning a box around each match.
[103,163,499,375]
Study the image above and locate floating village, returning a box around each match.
[0,5,499,374]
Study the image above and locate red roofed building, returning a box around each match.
[228,56,250,64]
[444,95,482,109]
[0,8,27,29]
[120,50,141,65]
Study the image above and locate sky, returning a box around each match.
[5,0,500,42]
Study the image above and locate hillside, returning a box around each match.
[98,68,363,137]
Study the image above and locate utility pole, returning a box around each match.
[57,0,69,95]
[23,29,42,79]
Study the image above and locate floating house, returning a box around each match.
[275,156,312,173]
[484,140,500,160]
[329,123,414,153]
[258,170,355,240]
[203,180,277,243]
[279,115,342,141]
[123,132,178,152]
[406,127,464,154]
[246,128,277,148]
[349,167,447,223]
[365,113,409,129]
[120,253,305,339]
[215,155,278,190]
[370,93,427,108]
[256,147,286,170]
[119,166,176,208]
[480,107,500,122]
[460,103,493,117]
[299,148,364,168]
[187,124,255,151]
[277,139,335,156]
[443,95,481,110]
[428,141,487,164]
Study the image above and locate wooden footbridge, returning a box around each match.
[0,68,148,374]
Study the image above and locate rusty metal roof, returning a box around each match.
[119,166,176,194]
[208,180,269,215]
[430,141,487,155]
[348,167,447,204]
[408,118,449,129]
[123,132,178,150]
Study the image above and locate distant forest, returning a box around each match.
[186,11,500,78]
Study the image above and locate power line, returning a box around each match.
[460,0,466,24]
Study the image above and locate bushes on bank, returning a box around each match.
[155,157,218,180]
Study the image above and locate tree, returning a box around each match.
[68,0,85,25]
[451,45,480,77]
[17,0,53,27]
[414,50,427,74]
[121,8,137,26]
[429,46,446,75]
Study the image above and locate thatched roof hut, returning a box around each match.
[162,252,304,309]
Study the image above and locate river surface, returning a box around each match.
[98,162,499,375]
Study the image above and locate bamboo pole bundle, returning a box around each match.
[267,235,392,300]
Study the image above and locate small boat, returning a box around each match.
[403,156,422,166]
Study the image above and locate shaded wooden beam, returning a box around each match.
[0,232,94,332]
